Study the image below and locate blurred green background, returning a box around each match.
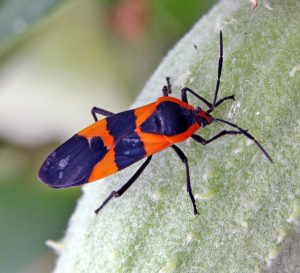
[0,0,217,272]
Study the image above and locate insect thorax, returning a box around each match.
[140,101,195,136]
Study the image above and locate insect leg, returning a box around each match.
[91,107,115,122]
[181,32,233,112]
[181,87,234,111]
[191,130,243,145]
[181,87,212,108]
[94,156,152,214]
[212,95,235,109]
[162,77,172,96]
[207,31,224,113]
[206,95,235,113]
[171,145,199,215]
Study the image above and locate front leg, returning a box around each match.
[181,87,212,108]
[91,107,115,122]
[181,87,234,112]
[207,95,235,113]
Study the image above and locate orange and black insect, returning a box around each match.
[39,32,273,215]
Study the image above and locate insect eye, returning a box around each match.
[195,106,202,113]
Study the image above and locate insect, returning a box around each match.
[38,31,273,215]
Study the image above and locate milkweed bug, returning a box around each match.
[38,31,273,215]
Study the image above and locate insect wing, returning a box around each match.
[39,119,112,188]
[87,132,147,182]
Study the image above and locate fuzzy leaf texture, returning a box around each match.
[53,1,300,272]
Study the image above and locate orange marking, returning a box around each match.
[165,123,200,143]
[156,96,195,110]
[136,131,170,156]
[79,118,118,182]
[88,150,118,182]
[78,118,114,148]
[198,111,213,123]
[136,123,200,157]
[134,102,156,127]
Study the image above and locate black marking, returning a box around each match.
[114,132,146,170]
[107,110,136,140]
[140,101,195,136]
[38,135,108,188]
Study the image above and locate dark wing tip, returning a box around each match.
[37,134,108,188]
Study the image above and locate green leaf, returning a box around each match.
[53,0,300,272]
[0,0,67,50]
